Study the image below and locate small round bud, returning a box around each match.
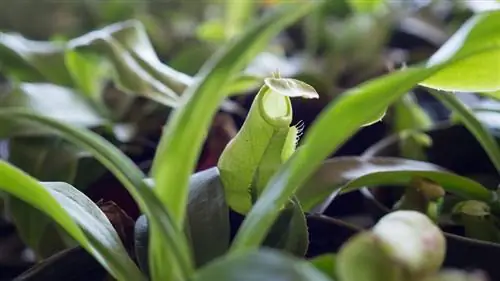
[372,210,446,279]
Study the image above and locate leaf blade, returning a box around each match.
[0,161,145,281]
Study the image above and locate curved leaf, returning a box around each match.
[296,156,445,211]
[0,83,105,137]
[151,1,321,227]
[0,109,194,280]
[0,33,73,85]
[193,249,332,281]
[339,170,492,201]
[421,10,500,92]
[0,161,145,281]
[7,136,81,259]
[150,5,320,278]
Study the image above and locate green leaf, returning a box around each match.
[225,0,256,40]
[64,50,109,107]
[186,167,230,267]
[0,83,105,137]
[196,20,227,44]
[429,90,500,174]
[150,5,320,278]
[347,0,384,13]
[151,0,321,228]
[309,254,337,280]
[230,43,500,254]
[339,170,492,202]
[262,197,309,257]
[68,35,179,108]
[0,161,145,281]
[421,10,500,92]
[193,249,332,281]
[67,20,191,106]
[295,156,445,211]
[0,109,194,281]
[0,33,73,86]
[6,136,80,258]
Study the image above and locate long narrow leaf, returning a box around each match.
[151,0,321,230]
[429,90,500,174]
[0,162,145,281]
[230,45,500,254]
[295,156,491,212]
[0,109,194,279]
[149,4,320,279]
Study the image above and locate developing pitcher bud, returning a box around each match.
[372,210,446,279]
[337,232,403,281]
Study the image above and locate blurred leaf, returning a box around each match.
[0,161,145,281]
[478,90,500,101]
[226,74,263,96]
[430,90,500,174]
[196,20,226,44]
[392,94,433,161]
[0,109,194,280]
[84,19,192,94]
[64,50,109,107]
[0,83,105,137]
[193,249,332,281]
[347,0,384,13]
[68,35,179,108]
[0,33,73,86]
[421,11,500,92]
[225,0,255,40]
[309,254,337,280]
[169,44,214,76]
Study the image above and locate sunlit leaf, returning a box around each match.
[421,11,500,92]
